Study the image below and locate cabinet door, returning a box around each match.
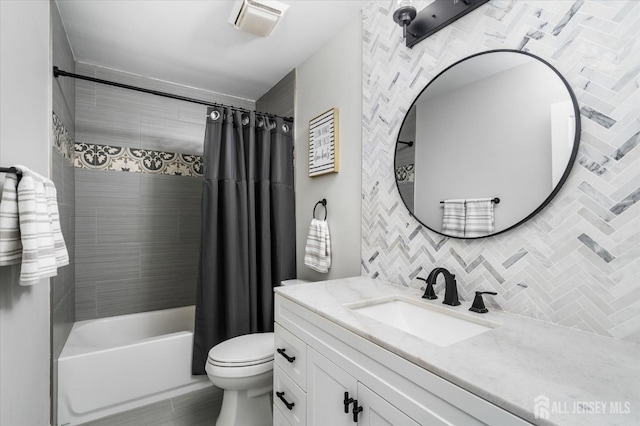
[307,348,357,426]
[356,383,420,426]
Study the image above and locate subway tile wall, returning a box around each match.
[74,64,255,320]
[75,170,201,319]
[256,70,295,118]
[361,0,640,342]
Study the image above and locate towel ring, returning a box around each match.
[313,199,327,220]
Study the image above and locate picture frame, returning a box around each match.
[308,107,339,177]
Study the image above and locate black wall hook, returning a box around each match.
[313,199,327,220]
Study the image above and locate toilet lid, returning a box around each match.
[207,332,274,365]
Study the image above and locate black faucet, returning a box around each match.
[419,268,460,306]
[416,276,437,300]
[469,291,498,313]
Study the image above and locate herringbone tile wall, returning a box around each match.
[361,0,640,342]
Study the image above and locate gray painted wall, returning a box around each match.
[294,15,362,281]
[74,65,254,320]
[0,1,52,424]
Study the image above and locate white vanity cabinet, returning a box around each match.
[307,347,419,426]
[273,294,531,426]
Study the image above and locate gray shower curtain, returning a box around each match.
[192,107,296,375]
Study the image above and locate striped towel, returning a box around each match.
[0,166,69,285]
[441,199,466,238]
[0,174,22,264]
[303,218,331,273]
[464,198,495,238]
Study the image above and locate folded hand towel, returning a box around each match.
[0,173,22,265]
[0,166,69,285]
[304,218,331,273]
[464,198,495,238]
[442,199,466,238]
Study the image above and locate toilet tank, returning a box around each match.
[280,279,310,286]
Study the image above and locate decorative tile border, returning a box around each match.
[54,112,201,177]
[74,143,203,177]
[52,112,74,163]
[395,164,414,183]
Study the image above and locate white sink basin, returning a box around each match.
[346,297,497,347]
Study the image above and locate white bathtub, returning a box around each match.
[57,306,211,425]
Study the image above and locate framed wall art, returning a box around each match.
[308,107,339,177]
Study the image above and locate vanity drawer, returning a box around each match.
[274,365,306,426]
[275,323,307,390]
[273,405,293,426]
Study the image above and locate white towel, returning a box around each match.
[0,173,22,264]
[441,199,466,238]
[0,166,69,285]
[464,198,495,238]
[304,218,331,273]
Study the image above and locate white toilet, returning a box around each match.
[206,279,309,426]
[206,332,275,426]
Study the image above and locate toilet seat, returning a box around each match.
[206,332,274,378]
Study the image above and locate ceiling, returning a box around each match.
[56,0,371,101]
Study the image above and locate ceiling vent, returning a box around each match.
[229,0,290,37]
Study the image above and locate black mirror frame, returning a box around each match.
[394,49,581,239]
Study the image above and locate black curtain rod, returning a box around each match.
[53,66,293,122]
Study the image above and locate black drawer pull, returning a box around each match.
[276,391,295,410]
[352,400,363,422]
[277,348,296,363]
[343,391,354,413]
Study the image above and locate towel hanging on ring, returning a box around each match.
[304,199,331,273]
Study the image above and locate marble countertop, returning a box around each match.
[275,277,640,426]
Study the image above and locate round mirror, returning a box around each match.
[394,49,580,238]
